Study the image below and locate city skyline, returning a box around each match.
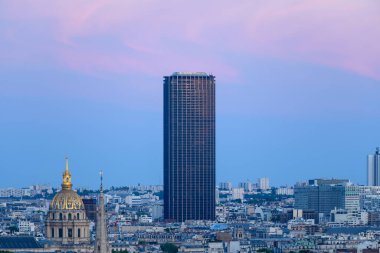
[1,1,380,188]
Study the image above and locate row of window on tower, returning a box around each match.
[51,228,83,238]
[52,212,84,220]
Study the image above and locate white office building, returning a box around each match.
[232,188,244,200]
[125,195,142,206]
[18,220,35,234]
[276,187,294,195]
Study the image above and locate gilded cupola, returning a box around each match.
[50,158,84,210]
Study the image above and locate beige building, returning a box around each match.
[45,159,92,253]
[0,160,110,253]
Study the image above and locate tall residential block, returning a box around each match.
[164,72,216,221]
[258,177,270,191]
[368,147,380,186]
[219,182,232,191]
[238,181,253,192]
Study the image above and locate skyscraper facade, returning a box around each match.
[368,147,380,186]
[163,72,216,222]
[294,179,347,216]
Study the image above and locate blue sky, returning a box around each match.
[0,0,379,188]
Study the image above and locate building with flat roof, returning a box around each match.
[163,72,216,221]
[368,147,380,186]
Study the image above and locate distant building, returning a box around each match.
[151,204,164,220]
[308,178,349,186]
[232,188,244,200]
[208,241,240,253]
[0,188,31,198]
[368,147,380,186]
[294,179,380,218]
[18,220,35,235]
[82,198,97,222]
[294,179,347,216]
[330,208,368,226]
[219,182,232,191]
[258,178,270,191]
[368,211,380,226]
[276,187,294,195]
[361,194,380,211]
[164,72,216,221]
[139,215,153,223]
[238,181,253,192]
[125,195,142,206]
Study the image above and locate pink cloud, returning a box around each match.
[241,0,380,79]
[1,0,379,80]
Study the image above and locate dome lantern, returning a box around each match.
[62,157,72,190]
[49,158,84,210]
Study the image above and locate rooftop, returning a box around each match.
[171,72,210,77]
[0,236,43,249]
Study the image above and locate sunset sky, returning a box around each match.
[1,0,379,188]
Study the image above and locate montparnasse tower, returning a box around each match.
[95,171,111,253]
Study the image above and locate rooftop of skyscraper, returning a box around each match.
[171,72,211,77]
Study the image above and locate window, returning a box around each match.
[77,213,80,220]
[59,228,63,238]
[68,228,72,238]
[59,213,62,220]
[51,228,54,238]
[77,228,81,238]
[68,213,72,220]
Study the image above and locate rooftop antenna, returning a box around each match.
[65,156,69,171]
[99,170,103,192]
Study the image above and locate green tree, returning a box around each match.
[112,250,128,253]
[8,226,18,234]
[160,243,178,253]
[257,249,273,253]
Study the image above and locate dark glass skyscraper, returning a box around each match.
[164,72,215,222]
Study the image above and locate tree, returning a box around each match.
[257,249,273,253]
[112,250,128,253]
[160,243,178,253]
[8,226,18,234]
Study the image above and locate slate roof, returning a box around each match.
[0,236,43,249]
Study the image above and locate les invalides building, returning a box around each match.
[0,159,110,253]
[45,159,92,252]
[45,159,111,253]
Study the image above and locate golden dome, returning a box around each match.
[50,158,84,210]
